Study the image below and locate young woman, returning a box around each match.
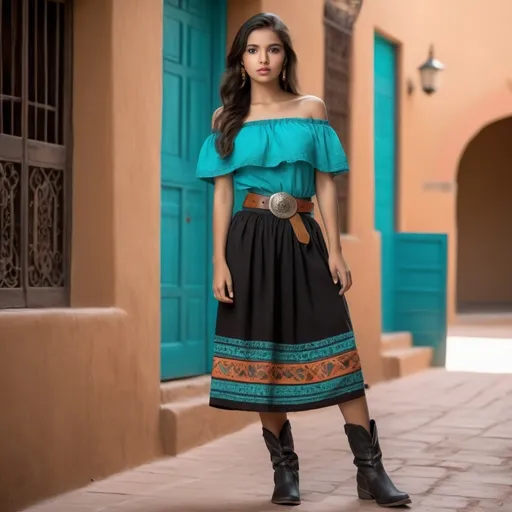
[196,12,411,509]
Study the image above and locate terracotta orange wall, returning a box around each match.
[457,118,512,309]
[0,1,162,510]
[227,0,384,384]
[352,0,512,322]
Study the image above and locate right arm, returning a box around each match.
[211,108,235,303]
[212,174,234,303]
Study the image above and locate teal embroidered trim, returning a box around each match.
[213,331,356,363]
[210,371,364,405]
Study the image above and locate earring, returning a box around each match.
[281,67,287,82]
[241,66,247,87]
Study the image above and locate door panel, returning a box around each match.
[393,233,448,366]
[374,34,397,333]
[161,0,222,380]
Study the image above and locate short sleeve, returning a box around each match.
[311,123,349,176]
[196,133,234,185]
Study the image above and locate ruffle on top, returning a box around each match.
[196,118,349,184]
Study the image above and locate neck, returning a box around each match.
[250,79,287,105]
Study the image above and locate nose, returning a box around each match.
[259,52,269,64]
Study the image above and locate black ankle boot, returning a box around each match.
[262,420,301,506]
[344,419,411,507]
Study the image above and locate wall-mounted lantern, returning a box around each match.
[418,45,445,95]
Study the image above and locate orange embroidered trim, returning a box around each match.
[211,350,361,385]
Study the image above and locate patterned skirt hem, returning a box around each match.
[209,388,366,413]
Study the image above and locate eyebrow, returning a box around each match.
[246,43,283,48]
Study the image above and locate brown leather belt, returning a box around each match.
[242,192,313,244]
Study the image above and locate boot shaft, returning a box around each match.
[262,420,301,506]
[262,420,299,471]
[344,419,382,467]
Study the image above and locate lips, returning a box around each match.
[257,67,270,74]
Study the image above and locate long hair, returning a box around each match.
[214,13,300,158]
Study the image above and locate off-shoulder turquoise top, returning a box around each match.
[196,117,348,198]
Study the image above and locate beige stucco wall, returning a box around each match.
[0,1,162,510]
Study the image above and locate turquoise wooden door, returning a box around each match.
[393,233,448,366]
[161,0,225,380]
[374,34,397,333]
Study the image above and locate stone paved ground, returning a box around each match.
[24,369,512,512]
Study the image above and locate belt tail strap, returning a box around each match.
[289,213,310,245]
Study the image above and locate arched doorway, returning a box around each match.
[456,116,512,313]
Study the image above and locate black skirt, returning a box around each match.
[209,208,366,413]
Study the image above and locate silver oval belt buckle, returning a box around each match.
[268,192,298,219]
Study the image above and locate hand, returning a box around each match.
[213,261,234,303]
[328,252,353,295]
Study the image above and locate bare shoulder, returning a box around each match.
[297,95,328,120]
[212,106,223,128]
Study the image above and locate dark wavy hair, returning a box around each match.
[214,13,300,158]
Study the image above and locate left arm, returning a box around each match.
[305,96,353,294]
[315,171,342,255]
[315,170,352,295]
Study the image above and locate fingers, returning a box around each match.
[226,280,234,299]
[214,287,232,303]
[338,269,353,295]
[331,268,339,285]
[213,282,233,303]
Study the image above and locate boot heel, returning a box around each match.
[357,487,374,501]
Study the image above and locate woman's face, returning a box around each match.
[242,28,285,84]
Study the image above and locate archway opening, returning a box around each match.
[456,116,512,314]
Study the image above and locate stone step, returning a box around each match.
[381,346,433,380]
[160,395,258,455]
[381,331,413,351]
[160,375,211,404]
